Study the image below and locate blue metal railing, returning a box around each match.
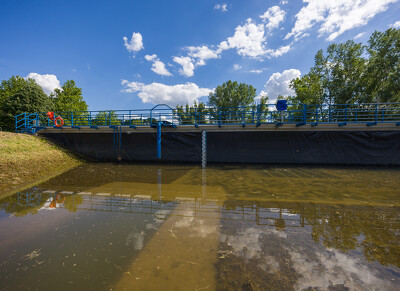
[14,103,400,132]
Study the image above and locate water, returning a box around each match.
[0,164,399,290]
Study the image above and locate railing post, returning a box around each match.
[375,103,378,123]
[89,112,92,126]
[71,112,73,127]
[382,108,385,122]
[355,108,358,123]
[302,104,307,124]
[345,104,347,123]
[24,113,27,129]
[329,105,332,123]
[157,122,161,160]
[194,107,197,127]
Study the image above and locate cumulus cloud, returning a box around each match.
[214,4,228,12]
[26,73,61,95]
[173,56,195,77]
[187,45,220,66]
[123,32,144,55]
[260,6,286,31]
[264,69,301,102]
[219,19,267,58]
[286,0,398,41]
[144,54,172,76]
[267,44,292,58]
[391,21,400,28]
[121,80,212,106]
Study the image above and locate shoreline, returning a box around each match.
[0,132,82,197]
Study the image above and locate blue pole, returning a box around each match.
[157,122,161,159]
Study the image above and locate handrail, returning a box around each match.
[14,103,400,132]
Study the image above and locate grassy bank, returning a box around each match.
[0,132,81,196]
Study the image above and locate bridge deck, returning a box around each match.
[37,122,400,134]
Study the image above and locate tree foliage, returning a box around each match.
[0,77,53,131]
[208,80,257,108]
[53,80,88,112]
[290,28,400,105]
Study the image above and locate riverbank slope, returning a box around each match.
[0,132,81,196]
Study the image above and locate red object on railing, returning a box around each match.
[55,116,64,127]
[47,111,54,121]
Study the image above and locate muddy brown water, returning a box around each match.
[0,164,399,290]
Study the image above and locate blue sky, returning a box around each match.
[1,0,400,111]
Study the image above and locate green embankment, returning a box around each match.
[0,132,81,196]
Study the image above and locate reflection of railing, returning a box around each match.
[6,191,307,229]
[14,103,400,132]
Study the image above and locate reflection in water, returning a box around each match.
[0,164,399,290]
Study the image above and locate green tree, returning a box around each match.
[208,80,257,122]
[0,79,53,131]
[208,80,257,108]
[92,111,120,126]
[363,28,400,103]
[53,80,88,112]
[176,101,207,124]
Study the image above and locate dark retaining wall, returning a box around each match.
[40,130,400,165]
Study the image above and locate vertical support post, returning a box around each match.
[280,111,284,123]
[24,113,27,129]
[329,105,332,123]
[202,131,207,169]
[157,122,161,160]
[375,103,378,123]
[71,112,73,127]
[302,104,307,124]
[345,104,348,124]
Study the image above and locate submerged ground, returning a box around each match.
[0,163,399,290]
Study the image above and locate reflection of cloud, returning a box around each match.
[220,227,287,260]
[289,248,391,290]
[173,208,217,238]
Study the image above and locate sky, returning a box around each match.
[1,0,400,111]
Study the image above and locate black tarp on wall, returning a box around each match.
[41,130,400,165]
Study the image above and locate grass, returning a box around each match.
[0,132,81,196]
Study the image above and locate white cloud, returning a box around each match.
[264,69,301,102]
[173,56,195,77]
[286,0,398,41]
[249,69,263,74]
[26,73,61,95]
[268,44,292,58]
[260,6,286,31]
[187,45,220,66]
[219,18,268,58]
[144,54,172,76]
[354,32,365,39]
[121,80,212,106]
[214,4,228,12]
[280,0,288,4]
[391,21,400,28]
[144,54,157,61]
[233,64,242,71]
[123,32,144,55]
